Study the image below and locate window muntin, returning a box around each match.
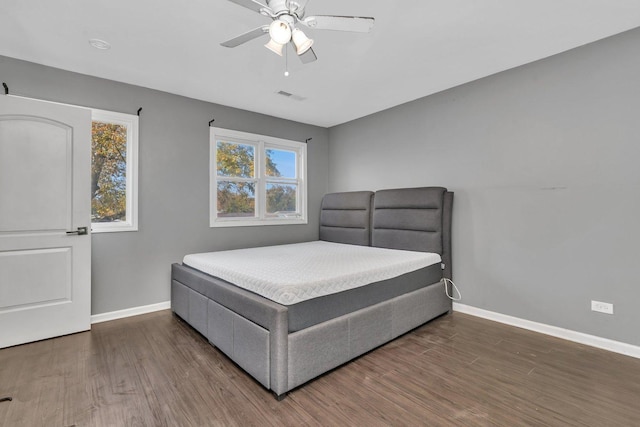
[211,128,307,227]
[91,109,138,233]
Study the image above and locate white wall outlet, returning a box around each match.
[591,300,614,315]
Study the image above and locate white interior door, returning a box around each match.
[0,95,91,349]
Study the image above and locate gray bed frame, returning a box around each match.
[171,187,454,400]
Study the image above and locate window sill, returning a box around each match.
[91,224,138,233]
[210,218,308,228]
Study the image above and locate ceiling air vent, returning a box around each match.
[276,90,306,101]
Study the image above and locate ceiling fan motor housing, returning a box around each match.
[267,0,305,19]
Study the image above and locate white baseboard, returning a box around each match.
[90,301,640,359]
[453,303,640,360]
[91,301,171,324]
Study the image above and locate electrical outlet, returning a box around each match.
[591,300,614,315]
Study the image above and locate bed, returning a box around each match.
[171,186,454,399]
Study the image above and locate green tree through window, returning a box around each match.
[91,121,127,222]
[266,184,296,214]
[216,142,296,217]
[211,128,306,227]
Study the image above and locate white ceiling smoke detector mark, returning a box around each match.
[89,39,111,50]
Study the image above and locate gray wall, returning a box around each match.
[328,28,640,346]
[0,55,329,315]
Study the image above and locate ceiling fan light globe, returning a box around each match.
[268,20,292,44]
[292,28,314,55]
[264,38,284,56]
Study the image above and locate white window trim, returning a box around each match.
[91,109,139,233]
[210,127,307,228]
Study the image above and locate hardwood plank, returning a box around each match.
[1,310,639,426]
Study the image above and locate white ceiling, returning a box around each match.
[2,0,640,127]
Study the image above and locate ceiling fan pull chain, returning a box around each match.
[284,44,290,76]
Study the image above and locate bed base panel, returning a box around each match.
[171,263,450,397]
[287,280,450,390]
[208,299,271,387]
[172,264,288,394]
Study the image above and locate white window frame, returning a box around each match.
[90,109,139,233]
[210,127,307,228]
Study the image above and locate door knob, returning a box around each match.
[66,227,88,236]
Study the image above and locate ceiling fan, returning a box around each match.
[221,0,375,64]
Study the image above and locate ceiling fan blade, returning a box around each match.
[302,15,375,32]
[298,47,317,64]
[221,26,269,48]
[227,0,271,14]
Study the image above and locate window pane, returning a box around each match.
[266,148,296,178]
[217,141,255,178]
[217,181,256,217]
[266,183,297,217]
[91,121,127,222]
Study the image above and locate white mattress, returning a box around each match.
[183,241,441,305]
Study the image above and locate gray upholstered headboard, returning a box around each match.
[319,187,453,279]
[319,191,374,246]
[372,187,454,279]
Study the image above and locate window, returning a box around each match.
[91,109,139,233]
[211,127,307,227]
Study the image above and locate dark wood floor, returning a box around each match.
[1,310,639,427]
